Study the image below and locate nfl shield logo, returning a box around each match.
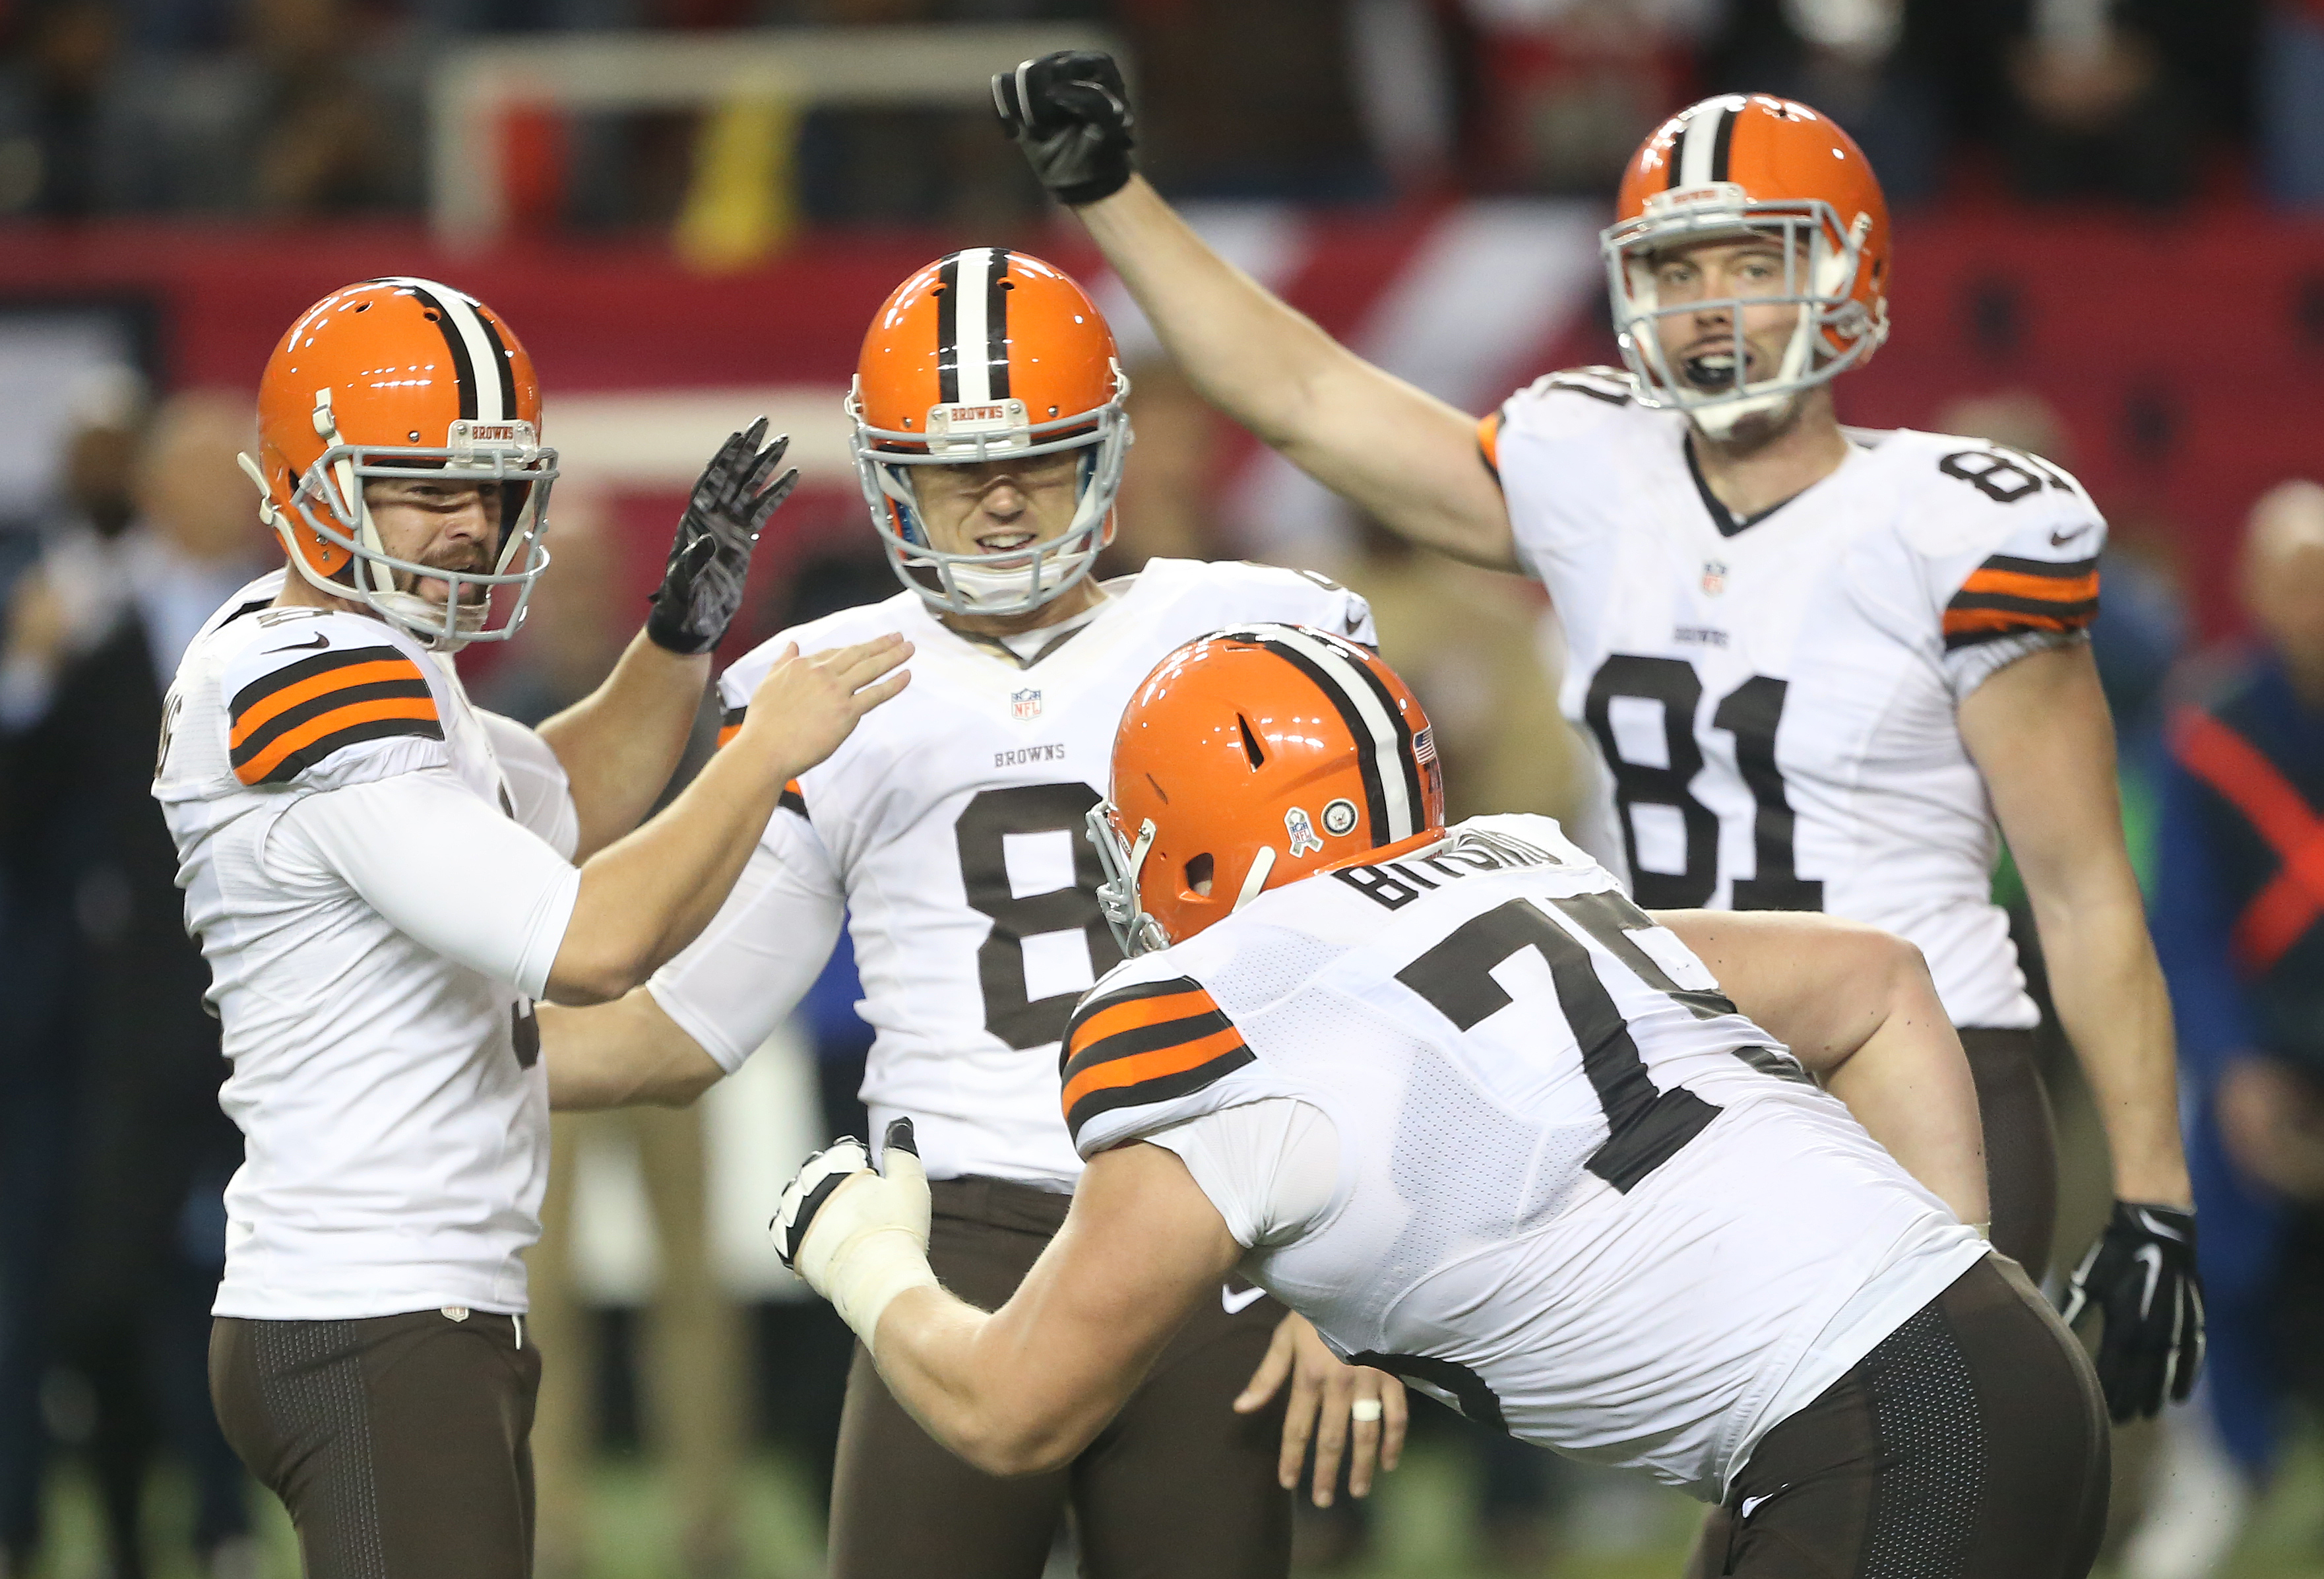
[1701,560,1728,596]
[1011,688,1042,721]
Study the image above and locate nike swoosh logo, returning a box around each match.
[2135,1244,2163,1320]
[1344,612,1365,635]
[1222,1283,1268,1315]
[2050,525,2093,548]
[1739,1493,1774,1520]
[265,632,330,652]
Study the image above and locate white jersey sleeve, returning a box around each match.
[214,609,451,792]
[1893,443,2106,702]
[265,772,581,999]
[1142,1097,1339,1249]
[477,708,580,860]
[647,803,846,1072]
[1482,367,1658,583]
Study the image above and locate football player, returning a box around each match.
[772,625,2112,1579]
[542,249,1406,1579]
[991,55,2201,1425]
[153,278,908,1579]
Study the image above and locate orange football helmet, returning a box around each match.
[243,276,556,649]
[1090,624,1445,955]
[1602,94,1891,439]
[848,247,1129,617]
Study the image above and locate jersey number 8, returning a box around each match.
[954,783,1125,1050]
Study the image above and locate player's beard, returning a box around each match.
[404,540,493,606]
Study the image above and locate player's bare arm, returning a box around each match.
[546,635,909,1004]
[780,1124,1240,1477]
[1957,643,2189,1210]
[534,422,800,857]
[1656,910,1989,1228]
[540,983,724,1110]
[993,54,1516,572]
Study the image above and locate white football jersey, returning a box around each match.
[1488,369,2108,1029]
[1063,814,1986,1500]
[155,572,577,1319]
[648,558,1374,1190]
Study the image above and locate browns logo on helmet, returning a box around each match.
[1089,623,1445,955]
[241,276,557,649]
[848,247,1130,618]
[1602,94,1891,439]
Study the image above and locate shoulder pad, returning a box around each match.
[1491,367,1650,463]
[1895,437,2107,652]
[1059,973,1253,1151]
[220,614,444,787]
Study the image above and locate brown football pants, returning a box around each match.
[1707,1255,2110,1578]
[1959,1027,2057,1279]
[210,1308,540,1579]
[827,1175,1292,1579]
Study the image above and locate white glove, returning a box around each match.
[771,1117,938,1356]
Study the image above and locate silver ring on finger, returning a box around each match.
[1350,1398,1384,1424]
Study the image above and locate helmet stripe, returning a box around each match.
[472,306,518,424]
[952,248,995,405]
[935,251,962,404]
[1228,625,1414,843]
[1676,96,1745,189]
[377,276,503,424]
[986,249,1013,401]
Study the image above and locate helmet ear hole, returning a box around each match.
[1184,853,1214,897]
[1237,713,1266,769]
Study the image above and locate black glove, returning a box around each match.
[2057,1201,2205,1423]
[991,51,1137,207]
[644,417,798,655]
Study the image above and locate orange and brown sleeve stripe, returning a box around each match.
[228,645,440,785]
[1942,553,2099,651]
[1476,410,1503,483]
[714,707,806,816]
[1059,977,1253,1145]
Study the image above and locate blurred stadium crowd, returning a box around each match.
[0,0,2278,223]
[0,5,2322,1579]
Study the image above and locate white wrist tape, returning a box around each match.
[783,1138,938,1358]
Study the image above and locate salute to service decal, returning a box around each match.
[1059,978,1253,1145]
[228,645,441,785]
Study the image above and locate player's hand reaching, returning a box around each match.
[992,51,1137,207]
[646,418,798,655]
[2058,1201,2205,1423]
[1236,1311,1406,1506]
[730,634,912,779]
[772,1117,939,1351]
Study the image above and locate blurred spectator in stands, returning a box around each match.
[1453,0,1708,196]
[0,0,123,216]
[1701,0,1941,203]
[1,389,265,1579]
[0,366,146,1574]
[2137,480,2324,1578]
[476,494,746,1579]
[2263,0,2324,205]
[1997,0,2199,205]
[1119,0,1386,199]
[101,0,416,214]
[1101,360,1228,573]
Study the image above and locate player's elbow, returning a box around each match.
[953,1415,1086,1479]
[542,938,654,1007]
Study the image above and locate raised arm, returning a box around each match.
[538,422,798,857]
[1655,909,1989,1229]
[993,55,1516,571]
